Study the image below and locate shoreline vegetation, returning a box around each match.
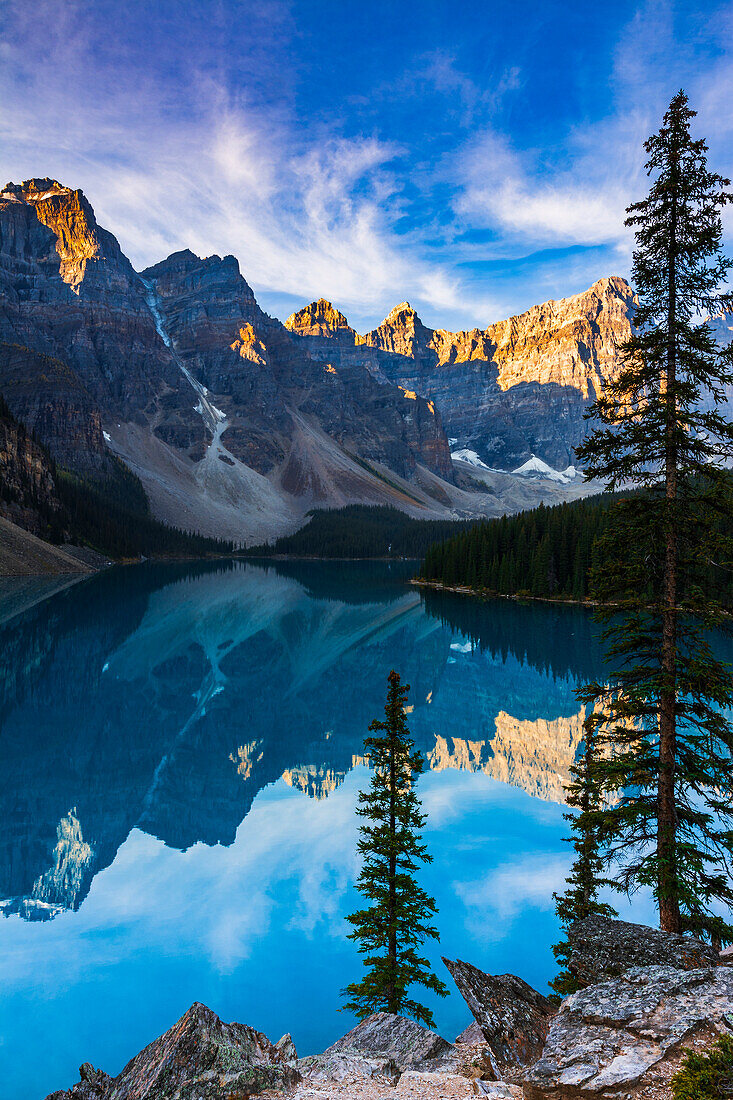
[410,576,599,607]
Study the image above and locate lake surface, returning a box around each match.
[0,560,646,1099]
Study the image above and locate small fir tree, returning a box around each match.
[551,718,617,998]
[343,670,448,1027]
[575,90,733,939]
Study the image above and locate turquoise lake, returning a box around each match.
[0,560,655,1099]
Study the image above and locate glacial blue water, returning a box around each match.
[0,560,651,1099]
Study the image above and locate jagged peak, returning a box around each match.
[1,179,75,204]
[285,298,353,336]
[384,301,420,323]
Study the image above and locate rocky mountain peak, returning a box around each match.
[387,301,418,321]
[357,301,433,359]
[285,298,354,337]
[143,249,257,307]
[0,177,130,293]
[0,178,73,204]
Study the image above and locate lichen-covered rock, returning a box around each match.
[300,1050,401,1086]
[324,1011,452,1070]
[523,964,733,1099]
[44,1001,300,1099]
[567,915,719,988]
[443,957,553,1080]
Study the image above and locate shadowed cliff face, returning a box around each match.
[286,278,637,469]
[141,249,453,481]
[0,561,599,922]
[0,181,457,538]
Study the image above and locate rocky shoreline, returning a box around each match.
[45,918,733,1100]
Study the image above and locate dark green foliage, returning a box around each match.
[418,486,733,606]
[56,466,234,558]
[420,494,626,601]
[551,723,617,999]
[344,670,448,1027]
[671,1036,733,1099]
[247,505,472,560]
[576,92,733,939]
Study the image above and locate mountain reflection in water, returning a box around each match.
[0,560,612,1100]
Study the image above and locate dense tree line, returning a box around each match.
[419,495,617,600]
[247,505,472,559]
[419,491,733,608]
[56,467,235,558]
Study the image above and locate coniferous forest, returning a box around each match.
[246,504,472,560]
[418,489,733,606]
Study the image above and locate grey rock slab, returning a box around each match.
[324,1011,452,1071]
[443,957,552,1079]
[456,1022,486,1044]
[568,915,718,988]
[524,964,733,1099]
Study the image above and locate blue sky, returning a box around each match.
[1,0,732,330]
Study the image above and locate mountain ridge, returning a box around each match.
[0,176,659,544]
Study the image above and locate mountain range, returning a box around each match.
[1,176,717,545]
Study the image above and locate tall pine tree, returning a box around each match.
[575,91,733,940]
[343,670,448,1027]
[551,717,617,998]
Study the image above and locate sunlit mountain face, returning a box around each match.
[0,561,628,1099]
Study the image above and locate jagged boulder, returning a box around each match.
[323,1011,452,1071]
[44,1002,300,1099]
[274,1032,298,1066]
[523,964,733,1099]
[567,915,719,988]
[443,957,553,1080]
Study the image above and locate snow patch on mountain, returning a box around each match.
[512,455,578,483]
[451,448,493,471]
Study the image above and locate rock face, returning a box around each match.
[523,964,733,1099]
[289,279,636,470]
[142,250,451,483]
[442,958,553,1080]
[324,1011,452,1071]
[567,915,719,989]
[1,179,463,542]
[0,342,106,472]
[362,280,636,469]
[0,400,61,535]
[45,1001,300,1099]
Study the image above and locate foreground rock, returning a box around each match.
[300,1011,453,1084]
[567,915,719,988]
[443,957,553,1080]
[325,1011,451,1069]
[524,963,733,1099]
[45,1002,300,1099]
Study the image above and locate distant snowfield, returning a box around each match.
[512,455,578,484]
[450,448,495,471]
[451,448,580,485]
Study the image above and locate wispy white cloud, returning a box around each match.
[0,3,501,329]
[455,853,570,941]
[1,0,731,329]
[452,0,733,267]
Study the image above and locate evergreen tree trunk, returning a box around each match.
[388,720,398,1012]
[659,163,680,933]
